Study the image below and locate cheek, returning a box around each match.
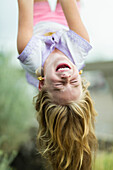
[44,66,53,79]
[73,82,82,99]
[74,68,80,78]
[44,73,55,88]
[45,73,55,82]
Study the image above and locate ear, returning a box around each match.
[38,80,44,91]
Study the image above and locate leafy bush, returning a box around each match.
[0,54,37,153]
[93,151,113,170]
[0,150,17,170]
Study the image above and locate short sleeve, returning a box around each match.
[18,35,43,76]
[55,29,92,70]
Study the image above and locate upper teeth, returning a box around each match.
[58,68,70,71]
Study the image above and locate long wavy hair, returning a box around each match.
[35,79,98,170]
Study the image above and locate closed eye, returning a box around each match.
[53,82,64,91]
[53,81,63,87]
[70,80,78,85]
[55,83,62,86]
[54,83,63,86]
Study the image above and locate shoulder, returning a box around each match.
[18,35,43,74]
[62,29,92,52]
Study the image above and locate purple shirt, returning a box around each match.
[18,27,92,88]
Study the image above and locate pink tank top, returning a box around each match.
[33,2,80,26]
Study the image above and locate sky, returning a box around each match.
[0,0,113,62]
[81,0,113,62]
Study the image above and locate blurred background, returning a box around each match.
[0,0,113,169]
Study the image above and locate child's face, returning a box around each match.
[42,49,82,104]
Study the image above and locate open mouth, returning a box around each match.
[56,63,71,72]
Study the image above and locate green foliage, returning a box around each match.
[93,152,113,170]
[0,54,37,152]
[0,150,17,170]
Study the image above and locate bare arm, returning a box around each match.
[59,0,90,42]
[17,0,34,54]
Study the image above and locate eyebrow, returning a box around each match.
[53,87,62,92]
[74,84,80,88]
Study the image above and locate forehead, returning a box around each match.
[49,85,82,104]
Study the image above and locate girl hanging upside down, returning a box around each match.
[17,0,98,169]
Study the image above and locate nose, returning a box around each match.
[60,72,71,79]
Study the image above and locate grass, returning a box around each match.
[0,53,38,169]
[0,150,17,170]
[94,151,113,170]
[0,53,37,152]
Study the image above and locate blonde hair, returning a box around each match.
[35,79,97,170]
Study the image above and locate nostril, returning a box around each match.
[61,74,65,78]
[61,74,71,78]
[52,37,54,41]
